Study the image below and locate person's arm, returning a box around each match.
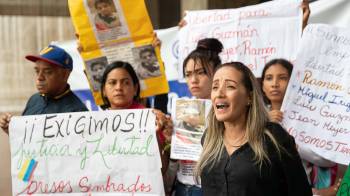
[0,113,12,134]
[301,0,311,30]
[153,109,173,174]
[178,19,187,28]
[152,32,161,48]
[75,33,84,53]
[178,12,187,28]
[163,159,178,196]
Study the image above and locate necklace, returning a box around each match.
[224,141,243,148]
[223,134,246,148]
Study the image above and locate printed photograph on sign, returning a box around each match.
[85,56,108,91]
[84,0,130,42]
[175,99,206,144]
[132,45,161,80]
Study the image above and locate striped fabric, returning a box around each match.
[18,159,38,182]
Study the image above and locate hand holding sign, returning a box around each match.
[9,109,165,195]
[0,113,12,134]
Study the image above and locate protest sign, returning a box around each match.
[170,98,211,161]
[156,27,180,81]
[9,109,165,195]
[281,24,350,165]
[179,0,302,78]
[69,0,169,105]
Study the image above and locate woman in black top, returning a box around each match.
[195,62,312,196]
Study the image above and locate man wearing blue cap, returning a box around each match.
[0,45,88,133]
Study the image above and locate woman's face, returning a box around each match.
[103,68,138,109]
[185,59,213,99]
[211,66,250,123]
[262,64,290,104]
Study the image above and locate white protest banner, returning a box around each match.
[281,24,350,165]
[179,0,302,78]
[170,98,211,161]
[9,109,165,195]
[310,0,350,29]
[156,27,180,81]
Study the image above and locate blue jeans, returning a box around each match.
[175,181,203,196]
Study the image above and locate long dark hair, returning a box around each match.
[260,58,293,104]
[100,61,140,109]
[183,38,223,77]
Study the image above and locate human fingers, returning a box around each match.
[77,41,83,53]
[268,110,283,122]
[301,0,310,29]
[178,11,188,28]
[0,113,11,125]
[0,113,11,134]
[0,115,7,129]
[178,19,187,28]
[153,109,165,129]
[151,32,162,48]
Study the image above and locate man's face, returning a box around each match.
[140,51,156,67]
[91,63,104,83]
[34,61,70,96]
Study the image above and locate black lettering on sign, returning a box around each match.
[43,115,57,138]
[75,116,86,136]
[112,114,121,132]
[121,112,135,132]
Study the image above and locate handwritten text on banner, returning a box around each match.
[9,109,165,195]
[281,24,350,165]
[179,0,302,77]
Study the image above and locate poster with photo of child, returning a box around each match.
[84,0,130,42]
[69,0,170,105]
[85,56,108,91]
[132,44,162,80]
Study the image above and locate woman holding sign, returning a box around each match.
[196,62,312,196]
[169,38,223,196]
[261,59,342,196]
[99,61,173,175]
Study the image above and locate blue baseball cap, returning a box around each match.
[25,45,73,70]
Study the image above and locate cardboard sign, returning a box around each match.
[281,24,350,165]
[9,109,165,195]
[179,0,302,77]
[69,0,169,105]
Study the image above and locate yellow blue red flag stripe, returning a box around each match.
[18,159,38,182]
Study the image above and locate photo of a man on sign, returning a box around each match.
[133,45,161,80]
